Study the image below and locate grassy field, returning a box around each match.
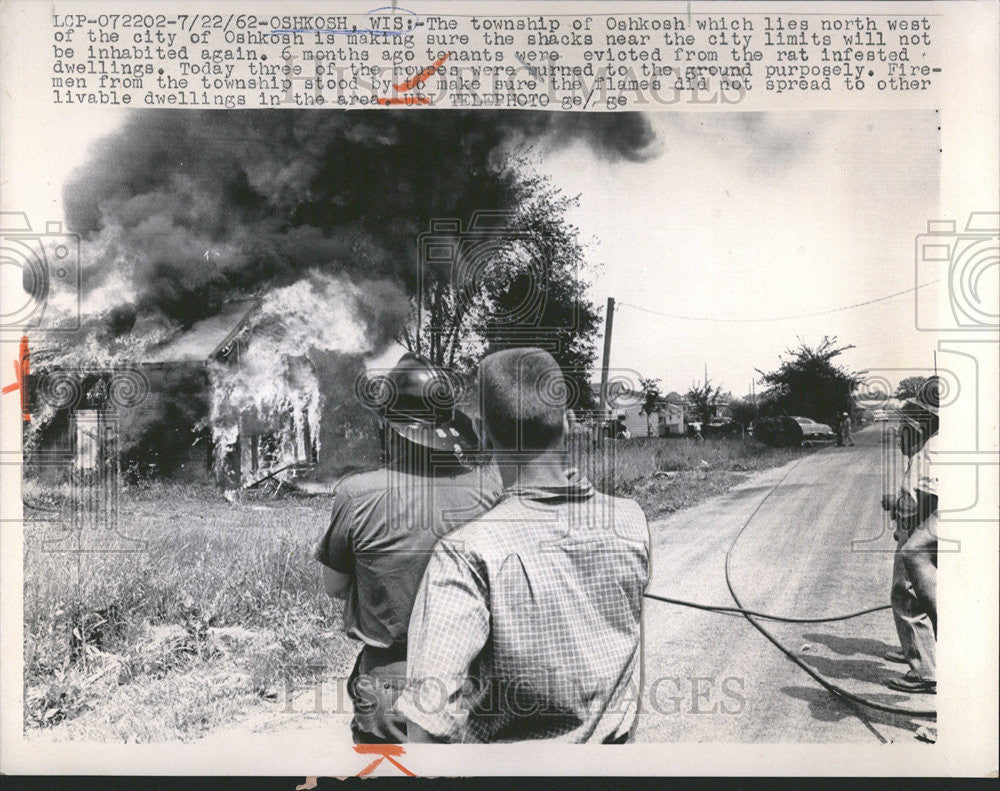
[23,482,356,742]
[22,437,811,741]
[579,436,813,519]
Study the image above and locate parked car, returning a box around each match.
[790,416,836,445]
[754,416,835,447]
[873,409,889,422]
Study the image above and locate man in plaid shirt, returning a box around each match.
[396,348,650,743]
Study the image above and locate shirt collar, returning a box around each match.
[503,468,596,502]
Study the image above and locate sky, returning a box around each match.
[537,111,941,397]
[3,107,941,398]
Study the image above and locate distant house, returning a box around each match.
[660,392,686,435]
[588,383,687,437]
[683,393,731,426]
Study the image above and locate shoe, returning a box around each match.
[887,672,936,694]
[883,649,908,664]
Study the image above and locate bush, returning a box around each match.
[754,417,803,447]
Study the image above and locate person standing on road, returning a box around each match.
[314,353,501,743]
[839,412,854,446]
[881,386,939,695]
[690,420,704,443]
[397,348,651,743]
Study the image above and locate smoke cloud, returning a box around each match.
[65,110,656,338]
[57,110,658,481]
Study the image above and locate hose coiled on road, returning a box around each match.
[643,458,937,720]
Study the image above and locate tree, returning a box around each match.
[895,375,929,400]
[756,336,862,426]
[638,377,663,437]
[403,160,602,410]
[726,396,759,430]
[686,379,723,425]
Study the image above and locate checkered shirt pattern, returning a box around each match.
[395,478,650,743]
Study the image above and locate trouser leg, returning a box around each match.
[891,534,936,682]
[902,515,938,635]
[348,647,409,743]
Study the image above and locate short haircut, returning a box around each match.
[479,347,566,451]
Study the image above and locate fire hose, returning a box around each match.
[642,458,938,720]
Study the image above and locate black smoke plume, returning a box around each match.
[65,110,657,340]
[57,110,658,480]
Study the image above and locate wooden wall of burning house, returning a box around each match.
[209,332,320,491]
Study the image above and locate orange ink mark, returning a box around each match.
[376,96,431,106]
[393,52,451,92]
[2,335,30,421]
[376,52,450,106]
[353,744,417,777]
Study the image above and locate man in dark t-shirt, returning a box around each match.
[315,353,500,742]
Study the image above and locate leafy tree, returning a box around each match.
[756,336,862,426]
[726,396,759,429]
[404,160,602,410]
[638,377,663,437]
[895,375,929,400]
[686,379,723,425]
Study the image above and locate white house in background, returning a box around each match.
[588,384,687,437]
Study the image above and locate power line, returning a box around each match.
[616,279,940,324]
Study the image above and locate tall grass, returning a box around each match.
[23,481,356,740]
[568,436,810,517]
[570,436,805,489]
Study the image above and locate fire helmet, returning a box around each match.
[356,353,480,455]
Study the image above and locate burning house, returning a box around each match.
[140,297,319,489]
[28,278,384,492]
[33,110,657,492]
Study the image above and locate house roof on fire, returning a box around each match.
[144,299,261,364]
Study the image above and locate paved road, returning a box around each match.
[635,425,935,743]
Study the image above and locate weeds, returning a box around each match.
[23,491,356,741]
[572,436,811,518]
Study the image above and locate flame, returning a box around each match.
[206,271,374,481]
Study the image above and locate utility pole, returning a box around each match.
[598,297,615,417]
